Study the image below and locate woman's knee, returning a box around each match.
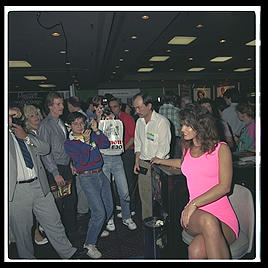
[199,213,221,236]
[188,235,207,259]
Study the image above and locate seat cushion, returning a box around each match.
[230,230,249,259]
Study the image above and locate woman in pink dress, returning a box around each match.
[151,103,239,259]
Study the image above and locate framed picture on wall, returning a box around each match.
[193,87,211,102]
[216,85,235,98]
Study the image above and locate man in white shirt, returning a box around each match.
[222,88,246,137]
[133,93,171,219]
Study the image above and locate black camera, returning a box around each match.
[102,107,112,116]
[12,117,24,126]
[84,120,92,130]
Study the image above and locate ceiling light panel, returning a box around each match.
[187,67,205,72]
[24,75,47,81]
[149,56,170,62]
[168,36,197,45]
[137,67,154,72]
[38,84,56,88]
[233,68,252,72]
[9,61,32,67]
[246,40,255,46]
[210,57,232,62]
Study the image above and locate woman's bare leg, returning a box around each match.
[186,209,236,259]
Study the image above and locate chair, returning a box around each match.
[181,184,255,259]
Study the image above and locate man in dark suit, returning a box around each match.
[8,107,86,259]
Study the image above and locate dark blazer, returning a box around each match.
[9,131,51,201]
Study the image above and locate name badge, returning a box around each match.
[146,132,155,142]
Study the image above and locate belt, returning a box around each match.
[79,168,102,175]
[18,177,38,184]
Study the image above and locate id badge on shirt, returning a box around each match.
[146,132,155,142]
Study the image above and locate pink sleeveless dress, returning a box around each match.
[181,142,239,238]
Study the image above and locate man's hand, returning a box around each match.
[54,175,66,186]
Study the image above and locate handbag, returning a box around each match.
[98,119,124,155]
[50,181,72,199]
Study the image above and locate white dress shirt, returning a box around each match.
[10,130,37,182]
[134,110,171,160]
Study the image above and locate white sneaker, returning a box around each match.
[116,205,121,210]
[106,219,116,231]
[100,230,109,237]
[117,211,136,218]
[123,218,137,230]
[84,244,102,259]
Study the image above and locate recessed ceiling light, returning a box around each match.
[38,84,56,88]
[187,67,205,72]
[233,68,252,72]
[246,40,255,46]
[196,24,203,28]
[219,39,226,43]
[137,67,154,72]
[9,60,32,68]
[168,36,197,45]
[149,56,170,62]
[210,57,232,62]
[131,35,137,40]
[51,32,61,37]
[24,75,47,81]
[141,15,149,20]
[188,57,193,61]
[59,50,66,54]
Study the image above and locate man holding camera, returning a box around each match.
[8,106,87,259]
[133,93,171,220]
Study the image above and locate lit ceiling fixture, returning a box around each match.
[59,50,66,54]
[141,15,149,20]
[168,36,197,45]
[234,68,252,72]
[131,35,137,40]
[188,57,193,61]
[9,60,32,68]
[196,24,203,28]
[149,56,170,62]
[38,84,56,88]
[210,56,232,62]
[187,67,205,72]
[219,39,226,43]
[137,67,154,72]
[246,40,255,46]
[51,32,61,37]
[24,75,47,80]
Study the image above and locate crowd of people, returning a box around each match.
[8,87,256,260]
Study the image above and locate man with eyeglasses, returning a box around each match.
[132,93,171,220]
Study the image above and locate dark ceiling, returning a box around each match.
[7,9,257,93]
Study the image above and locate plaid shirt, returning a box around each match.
[159,103,182,137]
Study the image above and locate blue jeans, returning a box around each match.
[102,154,131,220]
[78,171,113,245]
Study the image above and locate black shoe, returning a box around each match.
[70,247,88,259]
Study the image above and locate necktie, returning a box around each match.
[16,137,34,169]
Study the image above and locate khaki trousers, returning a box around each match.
[138,160,153,220]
